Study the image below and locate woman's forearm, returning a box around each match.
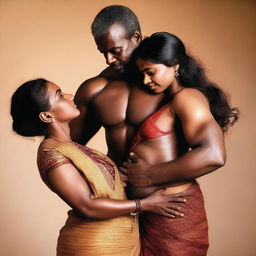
[76,198,140,219]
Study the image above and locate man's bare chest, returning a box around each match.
[92,83,166,128]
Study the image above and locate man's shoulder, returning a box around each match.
[79,75,109,93]
[75,72,112,103]
[76,66,123,96]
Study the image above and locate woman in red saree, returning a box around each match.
[10,78,185,256]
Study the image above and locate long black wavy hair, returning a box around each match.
[131,32,239,131]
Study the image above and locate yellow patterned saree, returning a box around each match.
[37,139,140,256]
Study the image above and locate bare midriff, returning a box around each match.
[129,133,193,198]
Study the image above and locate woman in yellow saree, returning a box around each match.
[10,79,185,256]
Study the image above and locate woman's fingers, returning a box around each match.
[119,172,128,182]
[170,197,187,203]
[160,193,187,203]
[164,203,185,217]
[157,210,182,218]
[167,208,184,217]
[158,212,176,218]
[119,166,128,175]
[160,208,184,218]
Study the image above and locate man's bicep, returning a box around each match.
[174,93,215,146]
[70,103,101,144]
[70,102,87,143]
[70,80,104,144]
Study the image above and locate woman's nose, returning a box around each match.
[143,74,151,85]
[65,93,74,101]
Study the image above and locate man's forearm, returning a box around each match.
[148,145,225,186]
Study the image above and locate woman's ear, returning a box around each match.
[39,112,54,124]
[133,31,142,45]
[174,64,180,71]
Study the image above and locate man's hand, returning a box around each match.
[119,152,151,187]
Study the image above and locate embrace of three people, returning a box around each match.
[10,5,239,256]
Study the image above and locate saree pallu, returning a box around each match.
[39,140,140,256]
[140,182,209,256]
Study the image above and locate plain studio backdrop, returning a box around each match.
[0,0,255,255]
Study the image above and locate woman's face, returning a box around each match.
[136,58,178,93]
[46,82,80,123]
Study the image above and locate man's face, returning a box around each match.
[95,23,140,72]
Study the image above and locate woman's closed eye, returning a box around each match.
[146,71,155,76]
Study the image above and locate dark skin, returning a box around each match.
[70,23,225,202]
[39,82,186,219]
[120,60,226,198]
[70,23,166,165]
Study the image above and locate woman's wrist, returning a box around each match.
[130,199,141,216]
[139,198,149,212]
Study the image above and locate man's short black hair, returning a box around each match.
[91,5,141,39]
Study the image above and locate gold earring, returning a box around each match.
[174,70,179,78]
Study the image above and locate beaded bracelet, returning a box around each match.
[130,199,141,216]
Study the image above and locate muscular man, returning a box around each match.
[70,6,227,255]
[71,5,224,191]
[70,5,165,165]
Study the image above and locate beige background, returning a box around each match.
[1,0,255,255]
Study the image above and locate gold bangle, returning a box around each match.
[130,199,141,216]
